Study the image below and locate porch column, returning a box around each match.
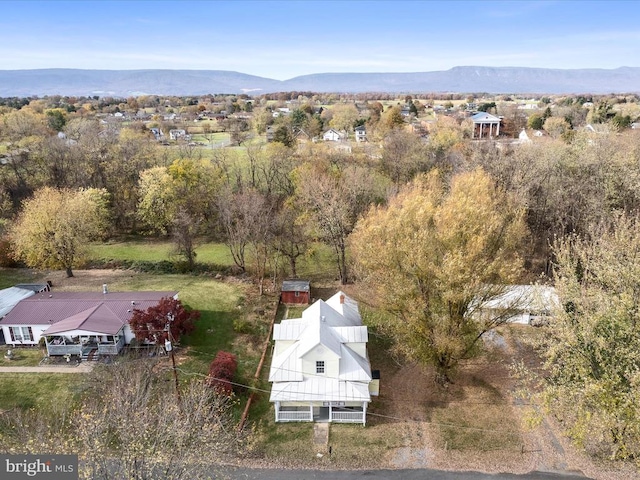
[489,122,493,138]
[309,403,313,421]
[329,405,333,423]
[44,336,51,357]
[496,121,500,136]
[275,401,280,422]
[362,402,367,426]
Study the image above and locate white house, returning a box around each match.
[0,290,178,358]
[169,129,189,141]
[269,291,376,425]
[322,129,347,142]
[354,125,367,142]
[471,112,501,139]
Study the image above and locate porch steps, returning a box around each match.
[82,348,99,361]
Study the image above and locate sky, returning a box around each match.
[1,0,638,79]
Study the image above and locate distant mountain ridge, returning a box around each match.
[0,66,638,97]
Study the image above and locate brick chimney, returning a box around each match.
[339,293,345,304]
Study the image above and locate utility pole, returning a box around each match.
[165,313,181,404]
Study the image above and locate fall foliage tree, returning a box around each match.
[129,296,199,345]
[351,169,527,384]
[137,159,222,269]
[535,214,640,460]
[9,187,110,277]
[295,159,385,284]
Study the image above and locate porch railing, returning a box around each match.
[331,411,364,423]
[97,336,125,355]
[46,344,82,356]
[276,411,313,422]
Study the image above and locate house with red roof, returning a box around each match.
[0,288,178,359]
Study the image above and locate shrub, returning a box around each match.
[207,351,237,395]
[232,318,253,334]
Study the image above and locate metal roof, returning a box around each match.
[269,292,372,403]
[325,291,362,326]
[281,280,310,292]
[270,377,370,403]
[479,285,559,312]
[0,287,36,318]
[0,292,179,330]
[43,304,126,335]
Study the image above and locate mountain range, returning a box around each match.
[0,66,638,97]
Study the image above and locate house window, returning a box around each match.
[10,326,33,342]
[295,291,300,297]
[316,361,325,374]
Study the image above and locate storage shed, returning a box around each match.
[281,280,310,305]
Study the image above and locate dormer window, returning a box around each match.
[316,360,325,374]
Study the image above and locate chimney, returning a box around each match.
[103,284,108,295]
[339,293,345,305]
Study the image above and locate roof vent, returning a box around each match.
[321,315,326,322]
[103,284,108,295]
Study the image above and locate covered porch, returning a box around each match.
[274,401,367,425]
[45,333,125,357]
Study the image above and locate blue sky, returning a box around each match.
[1,1,638,79]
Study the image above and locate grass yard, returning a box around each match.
[428,374,522,452]
[0,347,44,367]
[0,268,45,289]
[89,238,236,267]
[0,374,82,410]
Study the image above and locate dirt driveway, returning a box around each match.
[375,327,639,480]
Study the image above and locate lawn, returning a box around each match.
[0,346,44,366]
[0,268,262,409]
[89,238,236,267]
[0,374,82,410]
[0,268,45,289]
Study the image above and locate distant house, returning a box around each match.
[354,125,367,142]
[169,129,189,141]
[518,129,532,143]
[293,127,312,143]
[149,127,164,141]
[475,285,559,326]
[0,289,178,359]
[322,129,347,142]
[269,291,376,425]
[471,112,501,139]
[281,280,310,305]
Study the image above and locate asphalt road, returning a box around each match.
[220,467,590,480]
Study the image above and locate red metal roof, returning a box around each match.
[0,291,178,328]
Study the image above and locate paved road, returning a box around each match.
[219,467,590,480]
